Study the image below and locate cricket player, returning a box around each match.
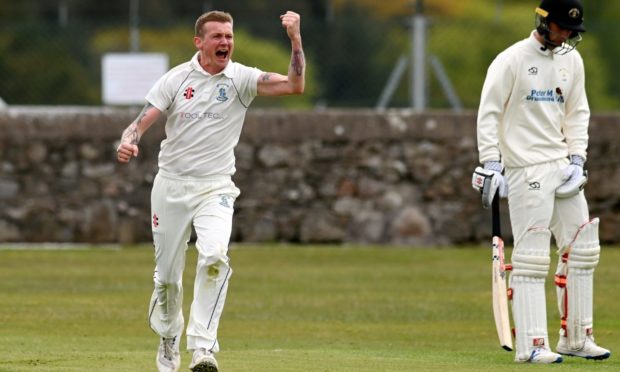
[473,0,610,364]
[116,10,305,372]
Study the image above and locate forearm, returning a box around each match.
[287,38,305,93]
[120,122,140,146]
[120,103,159,145]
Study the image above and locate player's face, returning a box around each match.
[194,21,234,74]
[547,22,573,47]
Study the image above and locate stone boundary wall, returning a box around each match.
[1,107,620,246]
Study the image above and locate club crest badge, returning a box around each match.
[215,83,229,102]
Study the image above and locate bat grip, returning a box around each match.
[492,190,501,237]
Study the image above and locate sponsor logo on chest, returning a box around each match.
[525,65,568,104]
[525,88,565,104]
[177,81,232,121]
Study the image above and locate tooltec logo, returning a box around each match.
[178,111,226,121]
[529,182,541,190]
[528,66,538,75]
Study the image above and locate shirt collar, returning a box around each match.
[190,52,235,78]
[528,30,553,56]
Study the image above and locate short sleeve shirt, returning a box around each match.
[146,52,262,177]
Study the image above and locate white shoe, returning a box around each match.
[189,348,219,372]
[557,335,611,360]
[156,336,180,372]
[517,347,563,364]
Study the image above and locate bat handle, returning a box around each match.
[492,190,501,237]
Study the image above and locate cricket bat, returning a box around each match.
[491,192,513,351]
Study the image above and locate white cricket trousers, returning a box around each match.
[506,158,589,250]
[147,171,240,353]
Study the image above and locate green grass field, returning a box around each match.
[0,244,618,371]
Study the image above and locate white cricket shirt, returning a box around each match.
[146,52,262,177]
[477,31,589,168]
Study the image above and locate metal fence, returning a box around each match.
[1,0,619,111]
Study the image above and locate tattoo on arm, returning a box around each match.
[261,73,273,82]
[121,122,139,146]
[291,50,305,76]
[121,103,153,145]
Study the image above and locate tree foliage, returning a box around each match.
[0,22,98,104]
[0,0,619,110]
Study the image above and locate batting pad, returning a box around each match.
[555,218,600,349]
[511,228,552,360]
[511,276,549,361]
[512,228,552,278]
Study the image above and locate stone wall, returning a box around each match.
[1,107,620,245]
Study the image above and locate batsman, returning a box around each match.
[472,0,610,364]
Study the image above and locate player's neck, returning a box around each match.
[197,54,226,75]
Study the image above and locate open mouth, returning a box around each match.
[215,50,229,59]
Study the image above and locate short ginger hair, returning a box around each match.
[195,11,233,37]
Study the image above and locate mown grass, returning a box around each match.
[0,245,618,371]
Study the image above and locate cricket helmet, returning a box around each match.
[535,0,585,54]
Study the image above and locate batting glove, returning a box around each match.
[472,161,509,209]
[556,155,587,198]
